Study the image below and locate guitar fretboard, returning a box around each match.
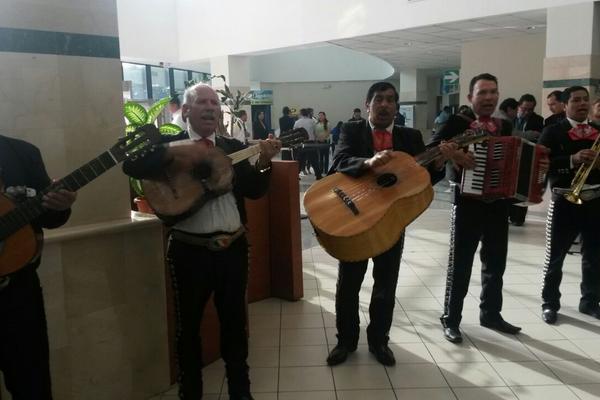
[0,151,117,240]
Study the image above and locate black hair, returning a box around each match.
[518,93,537,107]
[236,109,247,118]
[499,98,518,112]
[169,95,181,107]
[468,73,498,94]
[282,106,290,115]
[561,86,589,103]
[300,108,309,117]
[547,90,563,101]
[366,82,399,104]
[353,108,361,113]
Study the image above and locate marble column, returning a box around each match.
[0,1,170,398]
[543,2,600,117]
[399,69,430,139]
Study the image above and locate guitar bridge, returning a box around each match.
[333,187,359,215]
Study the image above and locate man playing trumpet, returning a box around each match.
[539,86,600,324]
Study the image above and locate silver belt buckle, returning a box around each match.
[208,235,232,251]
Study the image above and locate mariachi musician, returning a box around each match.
[325,81,457,367]
[0,134,76,399]
[429,73,547,344]
[123,84,280,400]
[539,86,600,324]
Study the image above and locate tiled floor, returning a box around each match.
[150,177,600,400]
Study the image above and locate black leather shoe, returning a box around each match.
[368,344,396,366]
[579,303,600,319]
[480,317,521,334]
[443,326,463,343]
[326,344,353,366]
[542,308,558,324]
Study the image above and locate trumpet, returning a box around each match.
[564,133,600,204]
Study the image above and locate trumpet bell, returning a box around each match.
[564,192,583,204]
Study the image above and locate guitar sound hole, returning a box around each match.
[377,173,397,188]
[193,162,212,180]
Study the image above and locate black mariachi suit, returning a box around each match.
[0,134,71,400]
[123,132,271,399]
[430,115,513,328]
[328,120,444,348]
[538,120,600,311]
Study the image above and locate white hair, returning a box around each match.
[183,83,215,105]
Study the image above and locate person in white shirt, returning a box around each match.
[231,109,250,143]
[169,95,186,130]
[293,108,321,178]
[123,84,280,400]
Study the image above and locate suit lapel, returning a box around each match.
[392,126,409,153]
[363,121,375,156]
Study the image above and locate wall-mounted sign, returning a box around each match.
[250,89,273,105]
[442,69,460,94]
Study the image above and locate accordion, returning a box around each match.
[460,136,547,204]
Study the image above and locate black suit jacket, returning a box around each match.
[122,131,271,225]
[544,112,566,128]
[538,119,600,192]
[517,112,544,133]
[0,134,71,231]
[329,120,444,184]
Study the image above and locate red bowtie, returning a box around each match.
[197,137,214,148]
[372,129,393,152]
[568,124,599,141]
[470,118,498,134]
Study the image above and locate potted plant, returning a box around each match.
[123,96,181,213]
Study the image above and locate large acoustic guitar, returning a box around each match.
[303,131,488,262]
[0,125,161,276]
[142,128,308,224]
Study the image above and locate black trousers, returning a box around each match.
[542,196,600,311]
[317,142,330,173]
[442,193,510,328]
[0,267,52,400]
[167,235,250,399]
[335,236,404,349]
[509,204,528,225]
[297,145,322,179]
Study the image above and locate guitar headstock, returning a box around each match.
[110,124,162,162]
[453,129,489,147]
[280,127,309,147]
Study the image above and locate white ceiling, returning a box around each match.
[330,9,547,74]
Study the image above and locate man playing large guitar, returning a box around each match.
[123,84,280,400]
[0,134,76,399]
[326,82,457,367]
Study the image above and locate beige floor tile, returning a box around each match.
[490,361,562,386]
[425,341,486,363]
[281,328,327,346]
[475,339,537,362]
[510,385,580,400]
[386,362,448,388]
[248,328,280,348]
[388,342,435,364]
[523,339,589,361]
[544,359,600,384]
[388,324,422,343]
[248,347,280,368]
[572,338,600,359]
[281,299,323,314]
[203,368,225,394]
[281,313,325,329]
[516,323,567,342]
[248,367,279,393]
[280,345,329,367]
[279,366,334,392]
[568,383,600,400]
[250,393,278,400]
[248,299,281,315]
[394,387,457,399]
[277,391,336,400]
[336,389,397,400]
[249,314,281,331]
[331,364,391,390]
[438,362,506,387]
[453,386,517,400]
[554,321,600,340]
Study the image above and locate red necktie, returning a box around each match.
[372,129,393,152]
[198,137,214,148]
[470,117,498,134]
[568,124,599,141]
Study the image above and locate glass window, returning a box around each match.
[191,71,204,84]
[173,69,188,95]
[122,63,148,100]
[150,66,170,100]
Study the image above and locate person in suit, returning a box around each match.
[279,106,296,134]
[544,90,566,128]
[252,111,269,140]
[509,94,545,226]
[0,135,76,399]
[431,74,547,343]
[326,81,457,366]
[538,86,600,324]
[123,84,280,400]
